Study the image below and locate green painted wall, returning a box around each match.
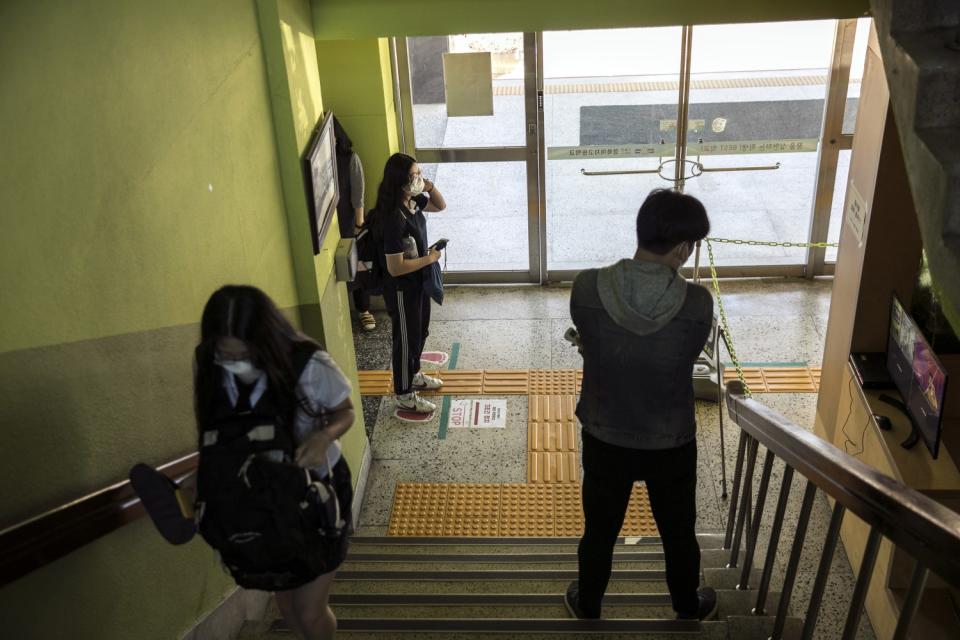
[311,0,870,39]
[0,1,299,353]
[0,0,301,637]
[260,0,369,478]
[315,38,401,211]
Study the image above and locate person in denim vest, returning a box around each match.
[565,189,717,621]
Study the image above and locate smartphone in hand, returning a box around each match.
[429,238,449,251]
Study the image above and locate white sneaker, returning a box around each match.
[412,371,444,390]
[396,392,436,414]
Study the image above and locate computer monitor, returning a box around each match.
[886,294,949,458]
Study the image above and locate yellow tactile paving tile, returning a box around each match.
[528,369,581,395]
[388,483,448,536]
[528,395,578,454]
[420,370,484,396]
[722,366,822,393]
[362,366,823,395]
[528,422,579,452]
[493,74,829,96]
[528,451,580,483]
[500,484,556,536]
[358,370,393,395]
[528,395,578,424]
[442,483,501,537]
[761,367,818,393]
[622,484,659,537]
[388,483,659,538]
[553,484,585,537]
[482,370,530,395]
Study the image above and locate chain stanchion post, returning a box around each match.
[706,239,751,398]
[716,326,727,499]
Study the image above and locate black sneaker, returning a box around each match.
[677,586,719,621]
[564,581,600,619]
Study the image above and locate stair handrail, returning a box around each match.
[724,380,960,640]
[0,452,197,589]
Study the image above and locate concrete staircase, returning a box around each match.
[871,0,960,329]
[239,533,804,639]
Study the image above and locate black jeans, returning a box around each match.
[383,284,430,395]
[578,431,700,617]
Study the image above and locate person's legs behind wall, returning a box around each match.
[352,271,376,332]
[643,440,715,620]
[384,285,435,414]
[568,432,635,619]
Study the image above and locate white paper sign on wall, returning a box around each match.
[449,399,507,428]
[845,181,868,246]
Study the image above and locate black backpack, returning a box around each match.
[355,209,385,291]
[195,351,347,591]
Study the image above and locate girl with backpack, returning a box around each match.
[374,153,447,414]
[193,285,355,640]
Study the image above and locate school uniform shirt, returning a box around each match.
[220,350,352,478]
[380,193,430,291]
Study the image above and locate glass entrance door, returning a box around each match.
[396,33,540,283]
[542,20,856,280]
[393,20,864,283]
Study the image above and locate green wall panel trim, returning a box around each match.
[278,0,325,152]
[255,0,323,309]
[0,0,299,353]
[299,275,369,486]
[0,518,236,640]
[311,0,870,39]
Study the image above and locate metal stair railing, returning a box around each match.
[723,380,960,640]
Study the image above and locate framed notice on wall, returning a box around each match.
[303,111,339,255]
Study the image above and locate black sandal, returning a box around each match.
[129,463,197,545]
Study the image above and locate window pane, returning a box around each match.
[408,34,526,148]
[419,162,529,272]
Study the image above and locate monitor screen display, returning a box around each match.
[886,294,948,458]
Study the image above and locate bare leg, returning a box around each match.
[274,591,307,639]
[288,571,338,640]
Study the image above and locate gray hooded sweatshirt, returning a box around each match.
[571,259,714,449]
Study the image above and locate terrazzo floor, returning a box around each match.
[349,278,876,640]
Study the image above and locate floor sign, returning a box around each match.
[449,399,507,428]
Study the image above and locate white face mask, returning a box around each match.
[217,358,262,384]
[407,175,425,197]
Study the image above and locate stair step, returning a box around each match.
[716,588,782,617]
[347,533,725,555]
[339,548,739,572]
[331,603,679,620]
[341,551,665,572]
[878,0,960,32]
[703,566,764,590]
[331,574,671,595]
[326,592,676,619]
[727,614,804,640]
[894,28,960,129]
[244,617,729,639]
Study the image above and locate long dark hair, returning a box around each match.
[371,152,415,220]
[193,285,321,432]
[332,115,352,157]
